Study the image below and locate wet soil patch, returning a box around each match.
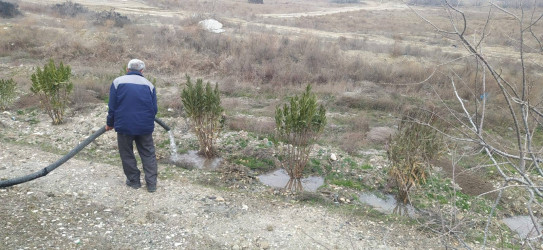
[434,159,497,200]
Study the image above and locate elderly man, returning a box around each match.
[106,59,158,193]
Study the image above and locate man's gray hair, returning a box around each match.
[127,59,145,71]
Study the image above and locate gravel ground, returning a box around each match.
[0,107,444,249]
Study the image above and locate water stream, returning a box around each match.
[168,131,179,162]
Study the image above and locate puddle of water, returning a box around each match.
[173,150,222,170]
[502,216,542,239]
[257,168,324,192]
[359,192,416,216]
[167,131,222,170]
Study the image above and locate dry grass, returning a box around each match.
[226,115,275,136]
[330,112,372,154]
[1,0,541,156]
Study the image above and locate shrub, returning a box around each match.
[51,1,89,17]
[0,78,17,110]
[387,108,443,205]
[181,75,224,158]
[30,59,73,125]
[275,85,327,192]
[93,9,130,27]
[0,1,21,18]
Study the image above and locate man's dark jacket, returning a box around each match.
[107,71,157,135]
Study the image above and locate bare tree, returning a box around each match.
[406,0,543,248]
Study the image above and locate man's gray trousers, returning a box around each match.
[117,133,157,187]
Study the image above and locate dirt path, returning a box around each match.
[257,1,408,18]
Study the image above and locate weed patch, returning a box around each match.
[0,1,21,18]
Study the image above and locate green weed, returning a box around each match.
[232,156,274,171]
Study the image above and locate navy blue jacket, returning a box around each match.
[107,71,157,135]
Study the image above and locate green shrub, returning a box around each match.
[275,84,327,192]
[181,75,224,158]
[30,59,73,125]
[387,108,443,204]
[0,78,17,110]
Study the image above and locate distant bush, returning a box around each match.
[93,9,130,27]
[0,1,21,18]
[0,78,17,110]
[51,1,89,17]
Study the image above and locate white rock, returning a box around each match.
[198,19,225,33]
[330,153,337,161]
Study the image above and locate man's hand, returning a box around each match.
[106,125,114,131]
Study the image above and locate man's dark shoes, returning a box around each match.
[126,179,142,189]
[147,185,156,193]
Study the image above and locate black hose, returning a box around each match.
[154,117,171,131]
[0,118,171,188]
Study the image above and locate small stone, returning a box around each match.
[330,153,337,161]
[242,204,248,210]
[232,244,241,250]
[260,241,270,249]
[216,196,225,202]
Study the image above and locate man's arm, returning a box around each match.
[106,83,116,131]
[152,87,158,116]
